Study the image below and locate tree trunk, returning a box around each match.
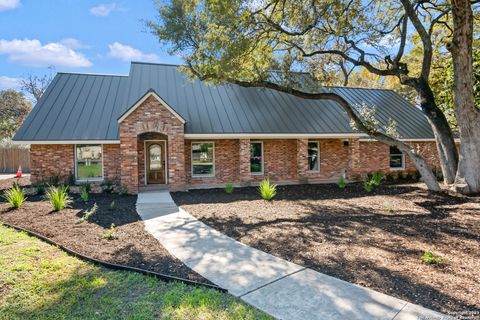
[448,0,480,194]
[415,79,458,184]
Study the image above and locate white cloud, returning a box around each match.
[60,38,89,49]
[0,76,22,89]
[90,3,117,16]
[107,42,160,63]
[0,0,20,11]
[0,38,92,68]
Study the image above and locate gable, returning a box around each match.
[117,90,186,124]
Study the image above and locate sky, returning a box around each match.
[0,0,181,90]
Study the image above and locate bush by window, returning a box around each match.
[389,146,404,169]
[192,142,214,176]
[308,142,320,172]
[76,145,103,180]
[250,142,263,174]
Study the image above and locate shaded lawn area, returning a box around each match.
[0,178,207,283]
[0,225,269,320]
[172,183,480,315]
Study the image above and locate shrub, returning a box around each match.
[80,203,97,222]
[421,250,445,265]
[46,185,72,212]
[2,184,26,209]
[363,180,373,192]
[102,223,116,240]
[34,183,46,195]
[79,182,92,193]
[225,183,234,194]
[109,200,116,210]
[258,178,277,201]
[101,181,114,193]
[397,171,406,180]
[80,186,89,203]
[48,175,61,186]
[385,172,395,182]
[337,176,347,189]
[370,171,385,187]
[118,186,128,196]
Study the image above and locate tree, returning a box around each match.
[0,90,32,140]
[447,0,480,193]
[20,68,54,103]
[148,0,480,193]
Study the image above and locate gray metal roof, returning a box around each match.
[13,62,435,141]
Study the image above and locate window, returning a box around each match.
[389,146,404,169]
[308,142,320,172]
[192,142,214,176]
[250,142,263,174]
[75,145,103,181]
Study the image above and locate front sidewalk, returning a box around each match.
[136,190,449,320]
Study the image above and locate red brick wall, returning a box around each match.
[103,144,121,183]
[119,95,185,192]
[30,144,74,184]
[306,139,350,182]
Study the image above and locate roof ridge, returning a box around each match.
[57,72,128,77]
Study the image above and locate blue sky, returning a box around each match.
[0,0,181,89]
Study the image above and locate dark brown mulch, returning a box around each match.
[172,183,480,315]
[0,182,209,284]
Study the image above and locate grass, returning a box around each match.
[0,224,270,320]
[77,163,102,179]
[258,179,277,201]
[1,184,26,209]
[45,185,72,211]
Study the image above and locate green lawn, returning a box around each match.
[0,224,270,320]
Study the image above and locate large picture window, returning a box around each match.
[75,145,103,181]
[250,142,263,174]
[308,141,320,172]
[192,142,215,176]
[389,146,404,169]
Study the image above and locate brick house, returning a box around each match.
[13,62,440,193]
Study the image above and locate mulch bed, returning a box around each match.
[0,178,209,284]
[172,183,480,315]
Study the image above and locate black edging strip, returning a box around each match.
[0,221,226,293]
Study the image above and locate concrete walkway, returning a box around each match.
[136,190,449,320]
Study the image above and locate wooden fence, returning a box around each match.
[0,146,30,173]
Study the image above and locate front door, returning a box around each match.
[146,141,166,184]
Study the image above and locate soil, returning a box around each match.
[172,183,480,315]
[0,178,209,284]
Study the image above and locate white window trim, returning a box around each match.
[389,154,406,171]
[191,141,215,178]
[250,141,264,175]
[74,144,104,182]
[307,141,320,173]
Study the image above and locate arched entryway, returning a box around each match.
[138,132,168,185]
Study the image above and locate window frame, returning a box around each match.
[389,146,405,170]
[250,141,264,175]
[191,141,215,178]
[307,141,320,173]
[74,144,104,182]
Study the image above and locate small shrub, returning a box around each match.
[67,172,75,186]
[363,180,373,192]
[101,181,114,193]
[79,182,92,193]
[421,250,445,265]
[80,186,89,203]
[397,171,406,180]
[258,178,277,201]
[102,223,116,240]
[2,184,26,209]
[45,185,72,211]
[80,203,97,222]
[48,175,61,186]
[337,176,347,189]
[225,183,234,194]
[118,186,128,196]
[34,183,46,195]
[370,171,385,187]
[109,200,116,210]
[385,172,395,182]
[406,171,414,181]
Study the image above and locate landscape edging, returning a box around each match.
[0,220,226,292]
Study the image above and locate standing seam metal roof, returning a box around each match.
[13,62,435,141]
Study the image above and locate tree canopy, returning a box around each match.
[0,90,31,140]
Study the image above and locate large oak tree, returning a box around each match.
[148,0,478,192]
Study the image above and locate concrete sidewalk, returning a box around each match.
[136,190,449,320]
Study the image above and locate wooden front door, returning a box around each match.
[146,141,166,184]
